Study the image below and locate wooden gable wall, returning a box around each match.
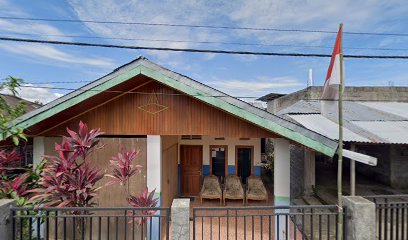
[38,78,275,138]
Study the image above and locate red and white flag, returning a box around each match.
[322,25,344,100]
[321,25,344,115]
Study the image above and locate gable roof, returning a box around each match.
[1,94,41,112]
[6,56,338,156]
[279,99,408,144]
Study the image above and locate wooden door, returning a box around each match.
[180,145,203,196]
[236,146,253,184]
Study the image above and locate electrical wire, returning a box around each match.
[16,85,262,99]
[1,16,408,37]
[4,32,408,51]
[1,36,408,59]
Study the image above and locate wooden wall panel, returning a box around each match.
[45,137,147,204]
[44,137,147,240]
[38,79,275,138]
[161,136,179,207]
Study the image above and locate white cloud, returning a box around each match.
[2,84,63,104]
[207,76,303,97]
[67,0,408,54]
[0,43,115,67]
[0,0,27,16]
[0,1,116,68]
[0,19,73,41]
[67,0,228,61]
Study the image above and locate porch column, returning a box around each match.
[273,138,290,240]
[147,135,162,199]
[33,136,44,168]
[304,150,315,196]
[273,138,290,205]
[147,135,162,239]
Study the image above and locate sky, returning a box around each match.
[0,0,408,104]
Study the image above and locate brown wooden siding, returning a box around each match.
[161,135,179,207]
[44,137,147,206]
[44,137,147,239]
[37,78,276,138]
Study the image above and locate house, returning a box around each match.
[4,57,338,208]
[1,94,41,112]
[0,94,41,167]
[259,86,408,204]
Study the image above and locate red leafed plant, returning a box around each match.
[0,173,29,197]
[106,147,142,186]
[28,121,104,207]
[128,187,159,225]
[0,149,22,173]
[64,121,103,160]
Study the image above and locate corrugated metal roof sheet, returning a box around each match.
[357,102,408,119]
[280,100,406,121]
[352,121,408,144]
[277,100,320,115]
[284,100,408,144]
[288,114,371,142]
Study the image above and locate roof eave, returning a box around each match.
[5,57,338,157]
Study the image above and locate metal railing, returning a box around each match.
[11,206,170,240]
[365,195,408,240]
[193,205,343,240]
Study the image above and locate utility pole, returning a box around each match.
[350,144,356,196]
[337,23,344,240]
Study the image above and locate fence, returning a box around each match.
[11,206,170,240]
[192,205,343,240]
[365,195,408,240]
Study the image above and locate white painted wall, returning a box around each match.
[33,136,44,167]
[273,138,290,200]
[273,138,291,240]
[178,136,262,166]
[147,135,161,192]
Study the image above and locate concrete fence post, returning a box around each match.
[343,196,376,240]
[171,198,190,240]
[0,199,16,240]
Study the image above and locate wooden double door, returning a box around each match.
[180,145,203,196]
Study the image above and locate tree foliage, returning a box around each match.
[0,76,27,145]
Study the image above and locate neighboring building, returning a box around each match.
[259,86,408,203]
[1,94,41,112]
[0,94,41,167]
[3,56,338,208]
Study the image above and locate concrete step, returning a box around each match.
[302,196,323,206]
[292,198,307,206]
[315,187,338,205]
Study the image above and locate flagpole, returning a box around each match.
[337,23,344,240]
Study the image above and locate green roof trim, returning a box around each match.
[141,66,336,156]
[6,57,338,157]
[12,66,141,131]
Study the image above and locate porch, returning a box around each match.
[161,135,269,208]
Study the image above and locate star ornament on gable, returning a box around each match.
[138,91,168,114]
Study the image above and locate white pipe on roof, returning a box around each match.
[308,68,313,87]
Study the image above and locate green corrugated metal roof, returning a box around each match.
[6,56,338,156]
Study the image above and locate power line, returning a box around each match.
[1,36,408,59]
[1,16,408,37]
[5,32,408,51]
[17,85,261,99]
[17,80,91,84]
